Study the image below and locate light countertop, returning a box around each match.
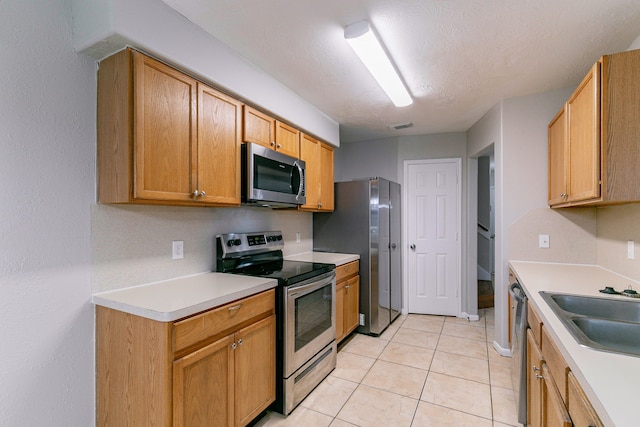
[285,251,359,266]
[91,272,277,322]
[509,261,640,427]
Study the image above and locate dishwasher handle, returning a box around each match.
[508,282,527,304]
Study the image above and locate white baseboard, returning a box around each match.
[492,341,512,357]
[460,312,480,322]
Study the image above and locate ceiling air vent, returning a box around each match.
[389,122,413,130]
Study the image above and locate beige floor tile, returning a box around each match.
[361,359,428,399]
[445,315,486,327]
[254,407,333,426]
[379,341,435,370]
[421,372,492,419]
[486,327,495,342]
[337,384,418,427]
[430,350,490,384]
[489,359,513,389]
[442,322,488,341]
[412,401,493,427]
[491,385,520,426]
[488,343,512,366]
[300,375,358,417]
[493,422,519,427]
[332,351,376,383]
[394,313,409,327]
[329,419,358,427]
[379,323,399,341]
[401,315,445,333]
[341,333,389,358]
[437,334,488,359]
[392,327,440,349]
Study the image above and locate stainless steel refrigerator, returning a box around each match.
[313,178,402,335]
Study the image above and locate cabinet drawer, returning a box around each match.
[336,260,359,283]
[528,301,543,346]
[567,371,603,427]
[542,325,569,404]
[173,289,275,353]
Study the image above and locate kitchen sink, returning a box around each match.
[545,293,640,323]
[540,292,640,357]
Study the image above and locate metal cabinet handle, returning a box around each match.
[231,342,237,349]
[228,304,243,311]
[277,143,282,149]
[200,190,206,198]
[345,285,350,289]
[410,244,416,250]
[237,338,243,346]
[192,190,200,197]
[270,141,276,147]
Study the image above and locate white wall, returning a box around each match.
[70,0,340,146]
[0,0,96,424]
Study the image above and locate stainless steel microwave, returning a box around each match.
[242,142,306,208]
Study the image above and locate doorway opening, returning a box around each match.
[477,152,495,308]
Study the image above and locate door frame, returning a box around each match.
[402,158,462,317]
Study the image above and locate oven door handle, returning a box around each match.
[287,273,335,298]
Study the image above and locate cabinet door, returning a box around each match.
[527,329,543,427]
[197,83,242,205]
[548,106,568,206]
[319,142,335,211]
[133,51,197,202]
[234,315,276,427]
[275,121,300,158]
[335,280,346,342]
[567,371,603,427]
[299,134,321,210]
[542,364,572,427]
[243,106,274,150]
[173,334,235,427]
[344,276,360,336]
[567,62,601,203]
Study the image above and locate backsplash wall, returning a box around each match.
[596,204,640,283]
[92,204,312,292]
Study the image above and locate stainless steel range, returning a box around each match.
[216,231,337,415]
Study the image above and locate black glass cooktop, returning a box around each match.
[230,259,335,286]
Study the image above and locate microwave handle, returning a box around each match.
[294,160,304,200]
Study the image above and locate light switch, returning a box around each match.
[628,240,635,260]
[539,234,550,248]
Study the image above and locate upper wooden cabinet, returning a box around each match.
[97,48,242,206]
[299,133,334,211]
[548,48,640,207]
[243,106,299,158]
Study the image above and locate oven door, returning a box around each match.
[284,271,336,378]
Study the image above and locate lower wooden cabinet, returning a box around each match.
[567,372,603,427]
[335,260,360,342]
[526,303,603,427]
[173,315,275,427]
[97,289,276,427]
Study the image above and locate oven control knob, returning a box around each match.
[234,239,242,246]
[227,240,234,247]
[276,235,283,241]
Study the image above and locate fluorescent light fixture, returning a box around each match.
[344,20,412,107]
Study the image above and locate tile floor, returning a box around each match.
[255,308,522,427]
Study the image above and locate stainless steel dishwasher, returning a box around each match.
[509,281,528,425]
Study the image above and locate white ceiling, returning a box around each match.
[161,0,640,143]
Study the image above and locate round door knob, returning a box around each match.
[410,244,416,250]
[390,243,397,250]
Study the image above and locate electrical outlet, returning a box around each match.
[539,234,550,248]
[628,240,635,260]
[172,240,184,260]
[359,313,365,326]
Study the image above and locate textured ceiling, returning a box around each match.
[161,0,640,143]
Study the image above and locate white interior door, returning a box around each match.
[405,159,461,316]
